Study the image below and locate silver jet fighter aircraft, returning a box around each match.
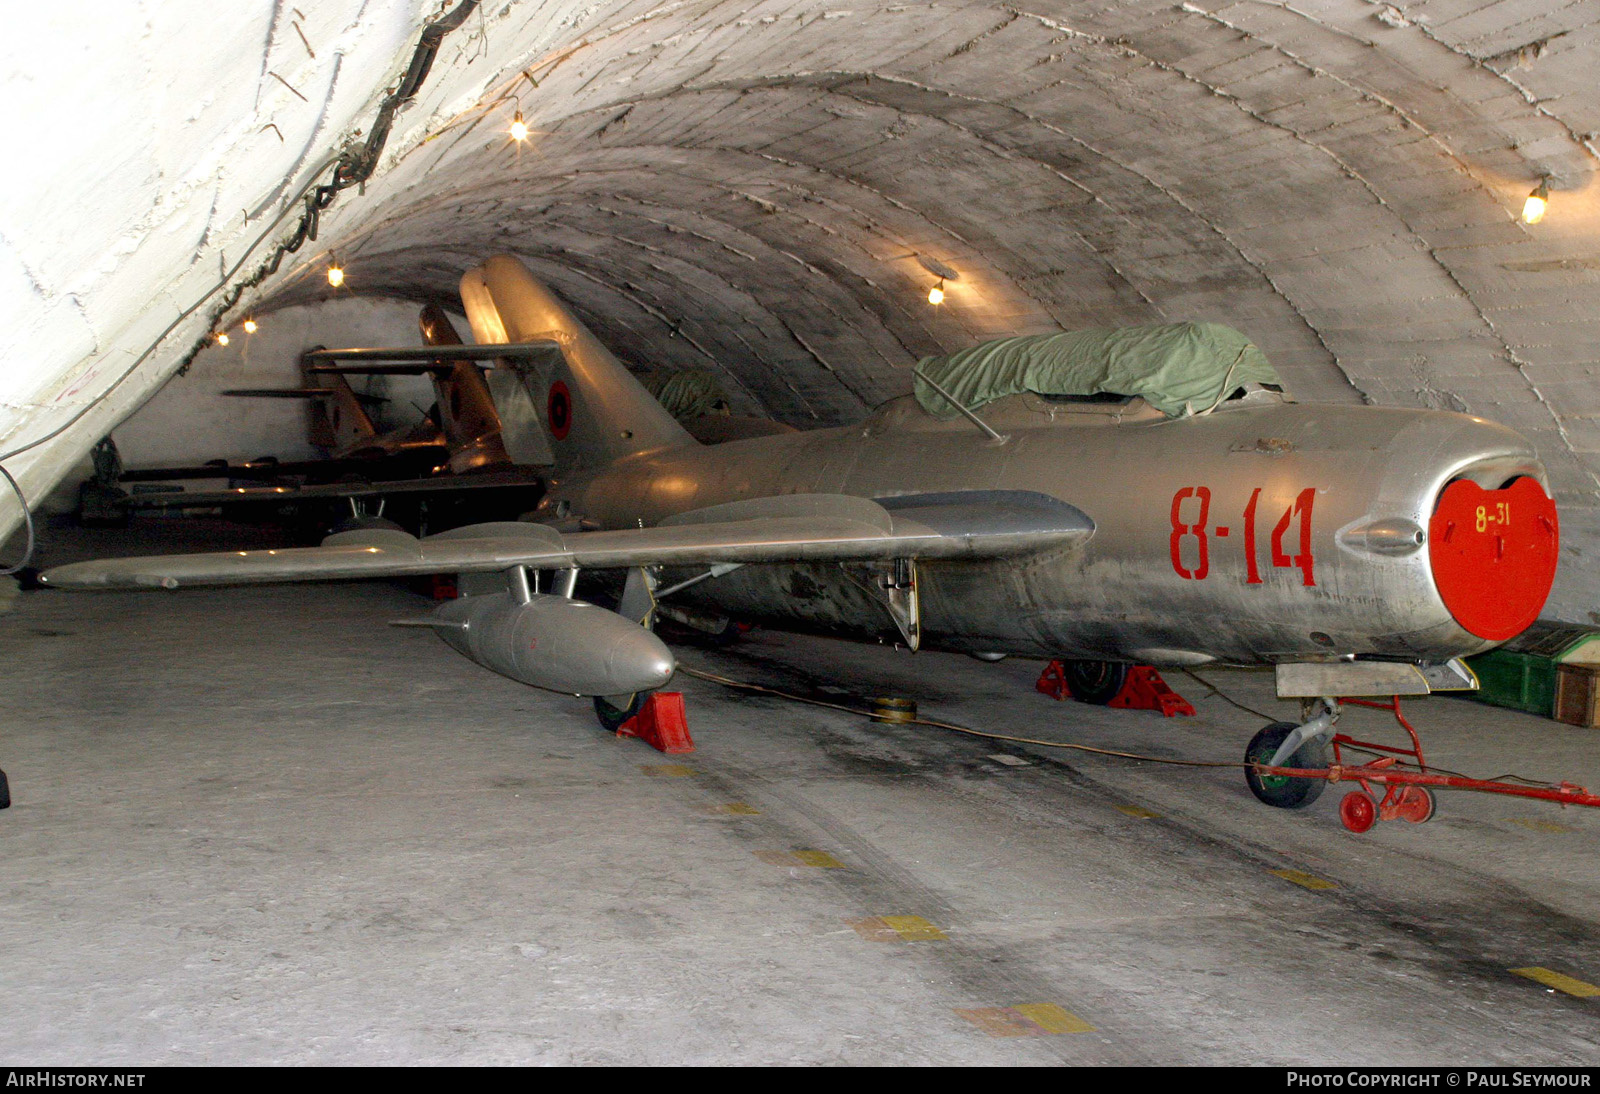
[42,255,1561,813]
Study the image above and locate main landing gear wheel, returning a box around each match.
[705,619,753,648]
[1061,660,1128,705]
[594,692,646,732]
[1244,721,1329,810]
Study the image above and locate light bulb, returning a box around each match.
[928,281,945,306]
[1522,181,1549,225]
[327,264,345,288]
[215,331,230,346]
[242,317,258,334]
[510,110,529,142]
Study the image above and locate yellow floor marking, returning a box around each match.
[955,1007,1041,1038]
[882,914,947,941]
[1511,967,1600,997]
[793,849,847,869]
[1270,868,1338,891]
[1115,804,1159,819]
[718,802,761,815]
[641,764,695,777]
[1508,817,1575,833]
[849,917,901,942]
[1013,1003,1095,1034]
[956,1004,1094,1037]
[755,849,847,869]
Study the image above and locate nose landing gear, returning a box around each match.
[1246,695,1600,833]
[1244,721,1330,809]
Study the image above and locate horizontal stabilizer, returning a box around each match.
[222,388,387,405]
[40,491,1093,590]
[303,343,561,366]
[305,365,455,376]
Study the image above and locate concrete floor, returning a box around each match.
[2,520,1599,1064]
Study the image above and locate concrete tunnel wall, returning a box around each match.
[2,0,1598,620]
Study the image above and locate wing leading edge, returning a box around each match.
[39,491,1093,590]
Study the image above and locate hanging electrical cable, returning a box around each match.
[0,0,481,573]
[0,466,34,577]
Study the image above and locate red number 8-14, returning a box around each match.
[1169,486,1211,580]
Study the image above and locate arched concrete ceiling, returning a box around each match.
[4,1,1599,612]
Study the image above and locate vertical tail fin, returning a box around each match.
[459,255,695,475]
[302,367,379,456]
[417,303,514,473]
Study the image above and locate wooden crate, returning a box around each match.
[1554,664,1600,728]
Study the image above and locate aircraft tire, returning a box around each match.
[0,766,10,809]
[1061,659,1127,705]
[1244,722,1329,810]
[594,692,646,732]
[705,619,751,647]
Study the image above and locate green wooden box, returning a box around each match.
[1468,649,1558,715]
[1466,622,1600,717]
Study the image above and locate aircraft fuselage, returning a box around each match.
[540,393,1553,667]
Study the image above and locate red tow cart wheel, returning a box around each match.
[1339,790,1378,834]
[1395,786,1436,824]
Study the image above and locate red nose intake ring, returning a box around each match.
[1428,476,1559,642]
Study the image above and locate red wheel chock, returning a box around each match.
[1035,660,1072,701]
[1109,667,1196,717]
[1035,661,1194,717]
[617,691,695,754]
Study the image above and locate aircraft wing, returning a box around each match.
[115,469,545,510]
[41,491,1092,590]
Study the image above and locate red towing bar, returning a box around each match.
[1254,754,1600,832]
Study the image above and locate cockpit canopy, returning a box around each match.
[912,321,1285,420]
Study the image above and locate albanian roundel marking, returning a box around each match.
[547,380,572,440]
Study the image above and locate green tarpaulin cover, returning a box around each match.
[912,322,1280,420]
[645,369,729,421]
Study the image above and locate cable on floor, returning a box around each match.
[677,663,1578,794]
[677,665,1241,769]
